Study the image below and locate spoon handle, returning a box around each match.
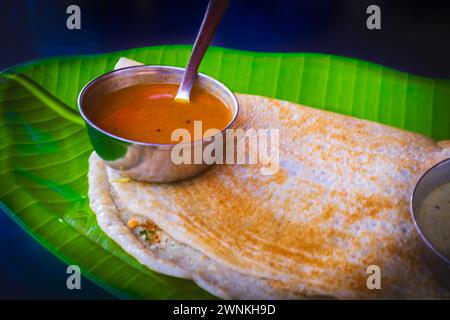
[175,0,230,102]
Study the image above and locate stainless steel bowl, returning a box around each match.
[411,158,450,290]
[78,65,239,182]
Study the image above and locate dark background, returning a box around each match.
[0,0,449,299]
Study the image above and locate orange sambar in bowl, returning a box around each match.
[87,83,233,144]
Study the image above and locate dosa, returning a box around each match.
[89,94,450,299]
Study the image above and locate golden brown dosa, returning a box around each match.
[92,93,450,299]
[89,153,316,299]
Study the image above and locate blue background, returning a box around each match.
[0,0,449,299]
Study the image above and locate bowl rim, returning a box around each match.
[77,65,239,149]
[410,157,450,264]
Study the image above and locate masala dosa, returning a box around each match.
[90,153,315,299]
[89,93,450,299]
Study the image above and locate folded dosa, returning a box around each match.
[89,94,450,299]
[90,154,314,299]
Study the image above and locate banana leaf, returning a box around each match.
[1,45,449,299]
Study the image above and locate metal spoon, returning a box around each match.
[174,0,230,103]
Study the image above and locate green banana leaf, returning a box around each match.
[1,45,449,299]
